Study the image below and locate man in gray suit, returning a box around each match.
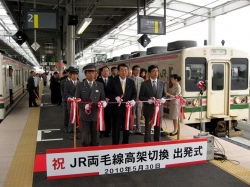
[64,68,80,138]
[129,65,144,135]
[75,64,106,147]
[139,65,167,142]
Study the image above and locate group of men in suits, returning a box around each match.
[61,63,167,147]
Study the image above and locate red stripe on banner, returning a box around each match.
[46,138,207,154]
[165,160,207,168]
[47,172,99,180]
[34,154,47,172]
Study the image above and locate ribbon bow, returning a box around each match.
[150,99,162,127]
[197,81,205,91]
[67,97,81,128]
[124,101,134,131]
[85,102,93,114]
[118,95,124,107]
[175,95,186,119]
[96,101,106,131]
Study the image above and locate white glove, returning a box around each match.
[101,101,107,108]
[85,104,90,110]
[148,97,155,104]
[130,100,136,107]
[161,98,167,104]
[115,96,121,103]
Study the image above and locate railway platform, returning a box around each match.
[0,86,250,187]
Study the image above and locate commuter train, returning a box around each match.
[96,41,249,135]
[0,53,34,121]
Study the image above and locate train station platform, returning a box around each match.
[0,85,250,187]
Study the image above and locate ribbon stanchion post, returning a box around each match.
[125,102,134,131]
[96,101,106,131]
[67,97,81,148]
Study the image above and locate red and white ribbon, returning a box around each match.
[150,99,161,127]
[85,102,92,114]
[197,81,205,91]
[67,97,81,128]
[34,90,40,100]
[96,101,106,131]
[175,95,186,119]
[118,95,124,107]
[125,101,134,130]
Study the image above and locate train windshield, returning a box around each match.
[230,58,248,90]
[185,57,206,92]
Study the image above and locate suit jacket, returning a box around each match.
[61,77,70,101]
[139,79,166,117]
[64,80,79,109]
[96,77,111,98]
[27,76,35,92]
[108,76,137,116]
[129,75,144,108]
[75,80,105,122]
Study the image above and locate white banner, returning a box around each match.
[46,138,207,179]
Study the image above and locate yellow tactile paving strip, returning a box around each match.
[210,160,250,185]
[4,86,42,187]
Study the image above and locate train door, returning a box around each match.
[207,61,230,118]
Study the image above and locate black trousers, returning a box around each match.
[144,116,161,142]
[9,89,13,105]
[28,90,37,107]
[63,102,69,130]
[80,120,99,146]
[112,113,129,145]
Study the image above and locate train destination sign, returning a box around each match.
[138,16,166,35]
[25,9,58,30]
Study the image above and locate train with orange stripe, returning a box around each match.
[0,53,33,121]
[96,41,249,136]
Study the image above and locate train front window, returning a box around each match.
[230,58,248,90]
[185,57,206,92]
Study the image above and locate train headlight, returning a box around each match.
[186,100,192,106]
[193,99,200,106]
[234,97,242,104]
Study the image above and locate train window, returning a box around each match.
[185,57,206,92]
[212,64,224,90]
[230,58,248,90]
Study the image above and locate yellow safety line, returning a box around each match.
[4,85,42,187]
[210,160,250,185]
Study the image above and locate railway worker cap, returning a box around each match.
[66,66,74,72]
[69,68,79,75]
[62,70,67,74]
[83,64,96,74]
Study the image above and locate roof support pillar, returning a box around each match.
[208,11,215,45]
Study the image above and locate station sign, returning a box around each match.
[40,62,56,66]
[138,15,166,35]
[46,138,207,179]
[25,9,59,30]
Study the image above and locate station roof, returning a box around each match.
[0,0,249,66]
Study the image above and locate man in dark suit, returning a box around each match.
[50,72,59,104]
[75,64,106,147]
[108,66,118,79]
[96,66,112,138]
[64,68,80,139]
[61,67,74,132]
[108,63,137,145]
[139,65,167,142]
[27,71,39,107]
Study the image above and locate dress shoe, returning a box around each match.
[135,131,143,135]
[68,131,73,133]
[99,134,104,138]
[104,134,110,137]
[160,131,168,137]
[34,105,40,107]
[64,129,68,133]
[129,130,135,134]
[169,131,178,136]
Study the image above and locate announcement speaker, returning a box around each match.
[12,30,28,46]
[68,15,79,25]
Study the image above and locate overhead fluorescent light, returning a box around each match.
[77,18,92,34]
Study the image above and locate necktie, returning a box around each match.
[152,81,157,95]
[121,80,125,94]
[89,82,92,88]
[74,81,76,86]
[135,77,138,89]
[104,78,107,86]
